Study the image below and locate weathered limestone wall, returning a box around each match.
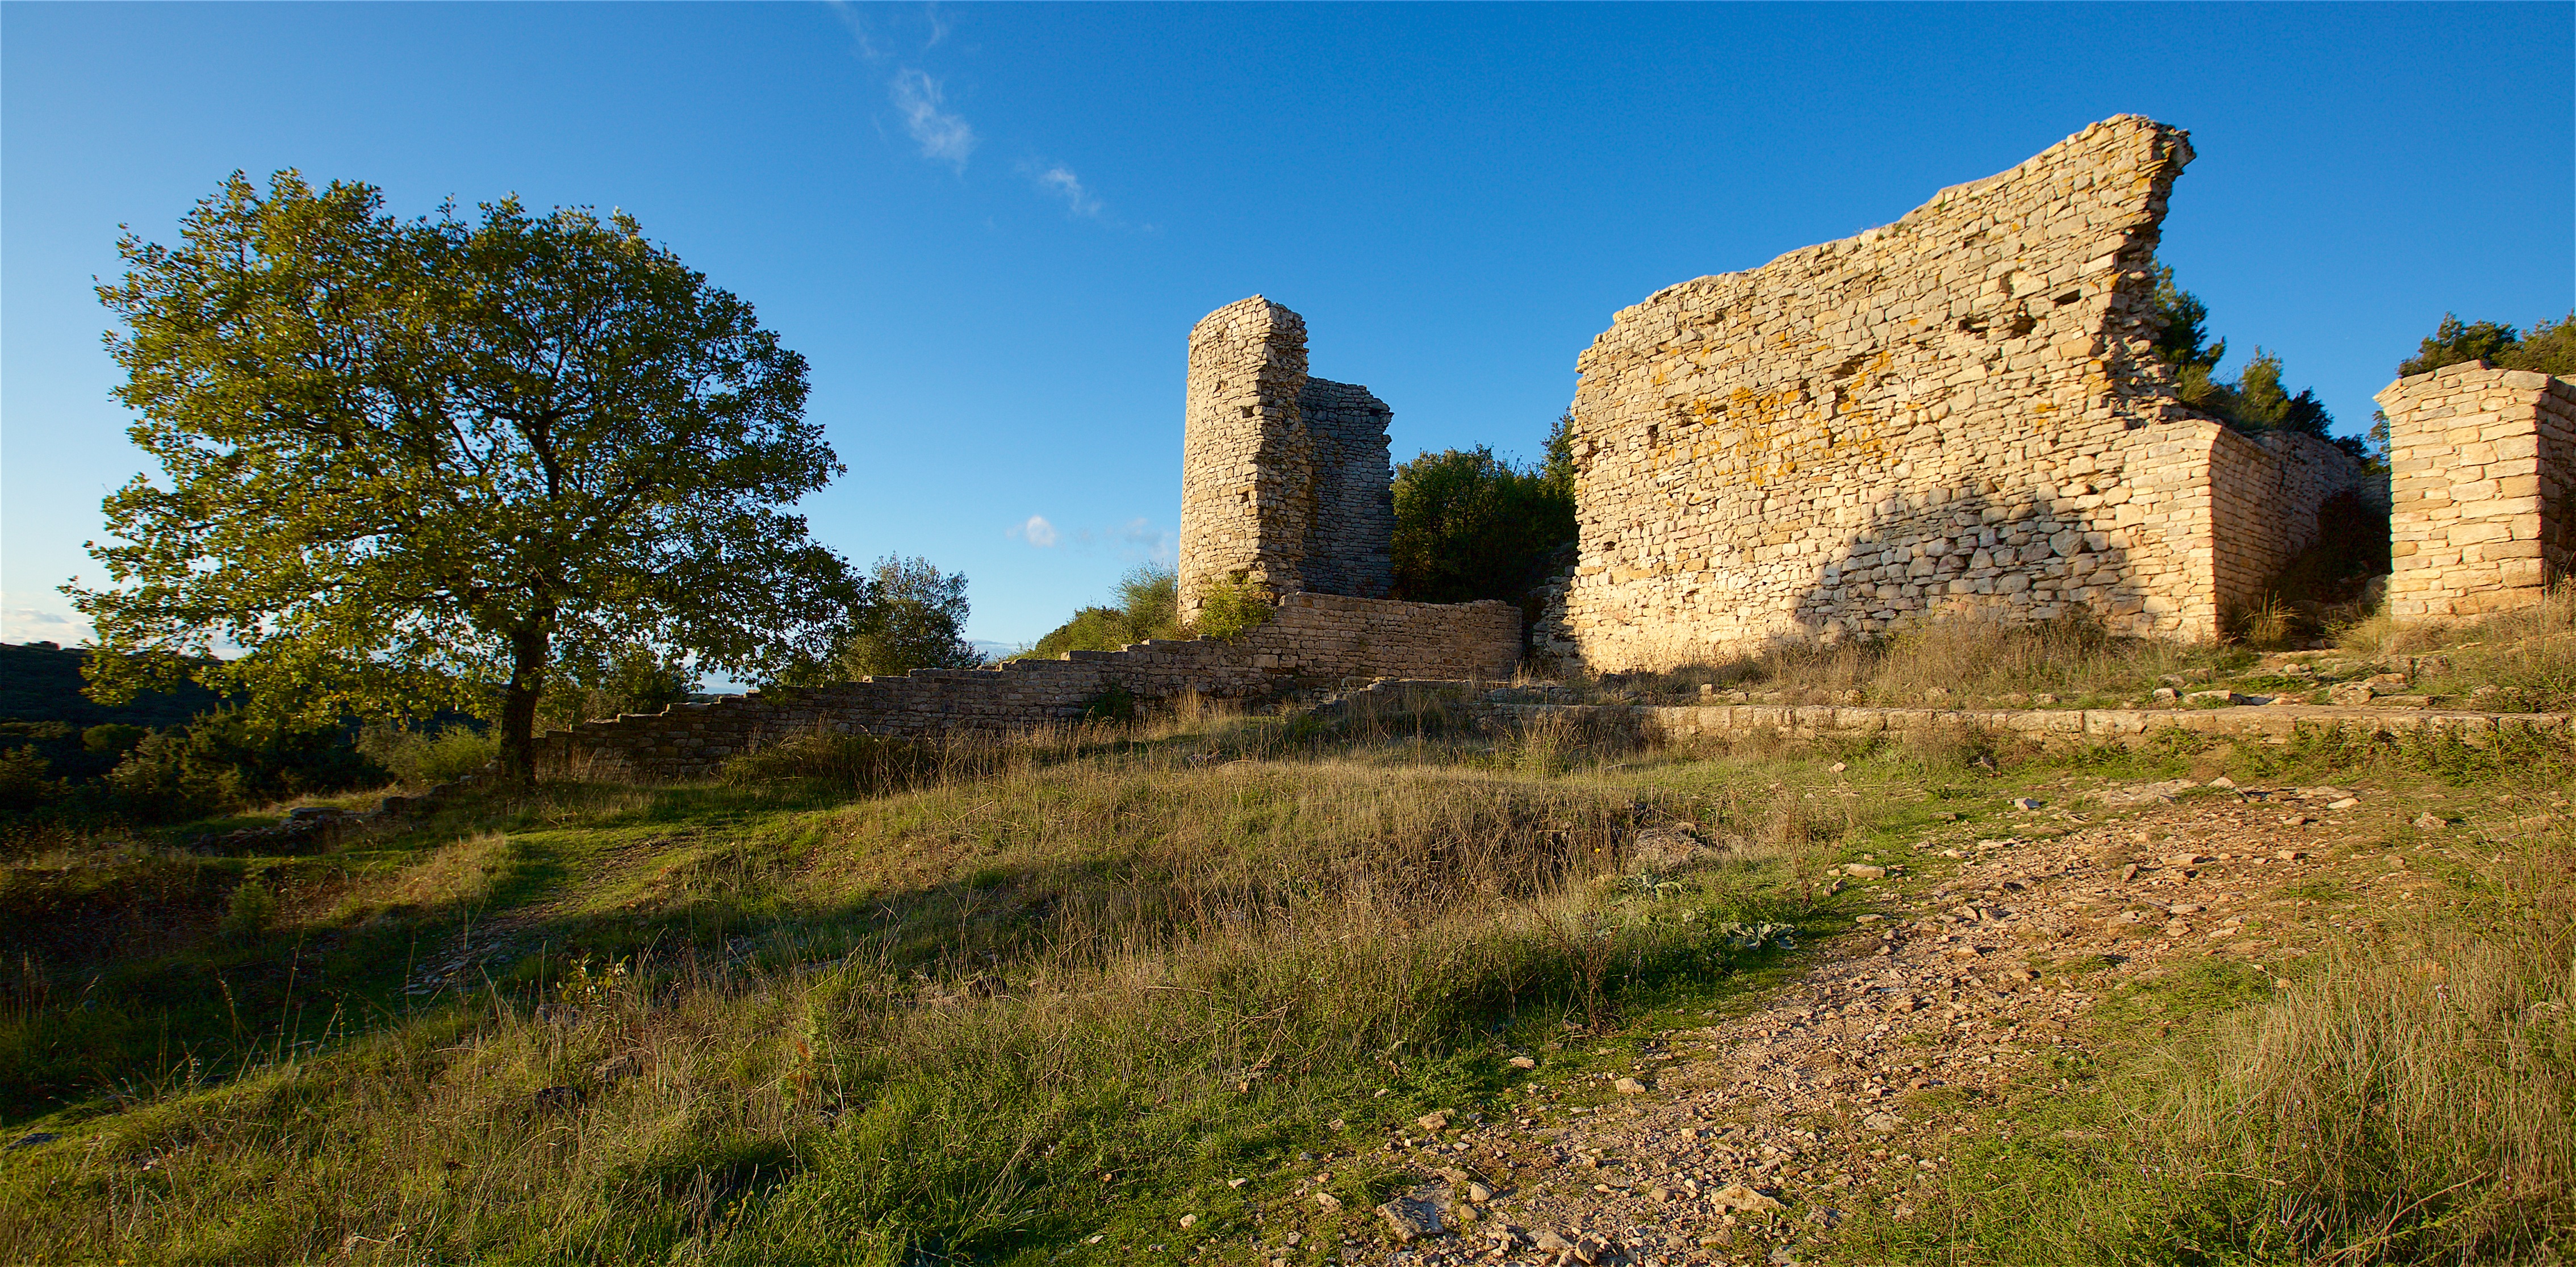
[2210,428,2373,616]
[1297,377,1396,599]
[534,593,1519,781]
[1562,116,2363,670]
[1177,297,1393,619]
[2376,362,2576,618]
[1180,298,1311,619]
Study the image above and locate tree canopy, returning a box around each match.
[1390,421,1578,604]
[2148,267,2345,451]
[74,172,860,779]
[2397,312,2576,378]
[818,555,984,679]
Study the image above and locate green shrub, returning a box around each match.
[358,724,498,788]
[1024,566,1182,659]
[1390,436,1576,603]
[101,706,380,822]
[0,745,62,818]
[220,872,279,939]
[1191,575,1273,640]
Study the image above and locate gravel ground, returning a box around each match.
[1251,775,2454,1267]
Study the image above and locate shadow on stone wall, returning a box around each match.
[1784,484,2153,649]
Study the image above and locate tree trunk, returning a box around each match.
[496,624,550,784]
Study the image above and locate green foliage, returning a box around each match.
[357,724,499,788]
[2397,310,2576,378]
[2152,267,2348,452]
[1025,565,1182,660]
[101,705,382,822]
[80,724,149,759]
[0,745,63,818]
[73,170,861,781]
[220,872,279,939]
[834,555,984,679]
[1192,574,1274,640]
[2150,266,2223,375]
[538,642,699,732]
[1390,442,1576,603]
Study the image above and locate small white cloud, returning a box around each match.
[1011,515,1060,547]
[892,68,976,170]
[2,593,90,645]
[1021,161,1103,219]
[1118,517,1176,559]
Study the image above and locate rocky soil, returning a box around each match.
[1246,774,2485,1267]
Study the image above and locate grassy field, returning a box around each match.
[3,603,2571,1265]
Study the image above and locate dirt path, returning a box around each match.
[1312,775,2444,1267]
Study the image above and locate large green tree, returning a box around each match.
[1390,433,1576,604]
[73,172,860,780]
[824,555,985,679]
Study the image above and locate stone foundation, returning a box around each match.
[534,593,1519,781]
[2376,362,2575,618]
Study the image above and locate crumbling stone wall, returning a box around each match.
[2209,428,2377,617]
[534,593,1518,781]
[2376,362,2576,618]
[1296,378,1397,599]
[1561,116,2364,670]
[1178,297,1393,618]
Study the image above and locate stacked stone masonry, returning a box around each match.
[1177,296,1394,618]
[2374,362,2575,618]
[1561,115,2365,671]
[533,593,1519,781]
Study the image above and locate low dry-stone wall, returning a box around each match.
[2376,361,2574,619]
[533,593,1520,781]
[1562,116,2363,670]
[1615,700,2571,748]
[1417,692,2562,753]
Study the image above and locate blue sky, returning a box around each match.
[5,2,2571,651]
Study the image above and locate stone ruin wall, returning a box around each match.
[535,294,1522,781]
[1561,116,2365,671]
[535,592,1520,781]
[2376,362,2575,618]
[1177,297,1394,618]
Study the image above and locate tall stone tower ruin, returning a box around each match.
[1178,297,1394,619]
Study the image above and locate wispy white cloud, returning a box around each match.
[2,592,91,646]
[1108,517,1174,560]
[891,68,976,170]
[1021,161,1104,219]
[825,1,881,58]
[1010,515,1060,547]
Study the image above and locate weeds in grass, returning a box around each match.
[2163,818,2576,1261]
[1599,611,2250,709]
[0,737,1852,1265]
